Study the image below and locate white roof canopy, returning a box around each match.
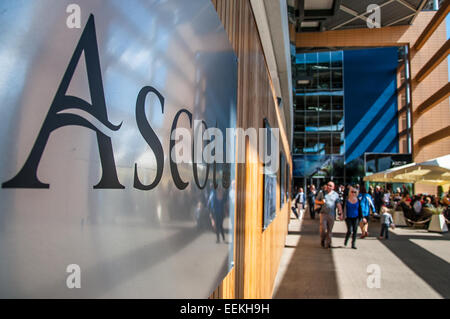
[363,155,450,185]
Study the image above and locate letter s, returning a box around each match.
[134,86,165,190]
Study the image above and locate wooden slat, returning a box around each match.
[414,39,450,83]
[210,0,292,299]
[414,82,450,118]
[413,0,450,51]
[416,125,450,149]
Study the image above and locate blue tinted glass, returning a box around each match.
[304,155,332,177]
[330,51,343,63]
[305,52,318,64]
[292,155,305,177]
[305,111,318,132]
[318,52,330,64]
[332,111,344,131]
[332,156,345,177]
[296,53,305,64]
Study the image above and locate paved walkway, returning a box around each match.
[272,208,450,299]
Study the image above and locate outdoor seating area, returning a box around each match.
[398,202,432,228]
[363,155,450,233]
[370,188,450,231]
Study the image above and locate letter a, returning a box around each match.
[366,4,381,29]
[2,14,124,189]
[66,4,81,29]
[66,264,81,289]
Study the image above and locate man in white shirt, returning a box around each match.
[315,181,343,249]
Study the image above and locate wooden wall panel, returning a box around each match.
[210,0,292,299]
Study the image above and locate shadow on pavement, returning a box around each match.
[273,214,340,299]
[378,226,450,298]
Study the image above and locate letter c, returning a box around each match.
[170,109,192,190]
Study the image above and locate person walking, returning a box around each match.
[294,187,306,219]
[373,185,383,215]
[343,185,362,249]
[307,185,317,219]
[358,185,375,239]
[315,181,343,249]
[209,188,226,243]
[379,206,394,240]
[291,188,299,219]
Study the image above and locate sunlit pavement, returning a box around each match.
[273,208,450,299]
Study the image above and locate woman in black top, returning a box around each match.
[343,185,363,249]
[307,185,317,219]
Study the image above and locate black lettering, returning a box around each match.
[133,86,165,190]
[2,14,124,189]
[170,109,192,190]
[192,120,209,189]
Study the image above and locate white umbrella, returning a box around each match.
[363,154,450,185]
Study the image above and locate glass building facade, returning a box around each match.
[292,47,409,191]
[422,0,444,11]
[293,51,345,188]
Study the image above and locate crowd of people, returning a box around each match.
[291,182,450,249]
